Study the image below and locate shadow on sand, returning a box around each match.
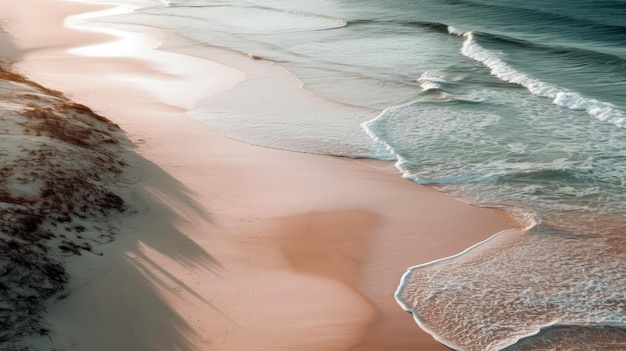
[41,146,227,351]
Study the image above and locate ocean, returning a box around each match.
[11,0,626,349]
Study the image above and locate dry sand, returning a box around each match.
[1,0,511,350]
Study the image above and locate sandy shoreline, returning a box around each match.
[1,0,511,350]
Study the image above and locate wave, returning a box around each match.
[363,89,626,217]
[461,0,626,30]
[394,227,532,351]
[149,3,347,34]
[346,18,452,34]
[396,221,626,351]
[442,0,626,52]
[417,70,448,91]
[456,30,626,128]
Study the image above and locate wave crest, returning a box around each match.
[461,32,626,128]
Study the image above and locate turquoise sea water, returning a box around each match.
[53,0,626,349]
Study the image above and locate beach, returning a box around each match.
[0,0,511,350]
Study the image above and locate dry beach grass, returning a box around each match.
[0,66,129,344]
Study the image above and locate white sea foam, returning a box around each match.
[447,26,466,36]
[396,224,626,351]
[417,70,447,91]
[460,32,626,128]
